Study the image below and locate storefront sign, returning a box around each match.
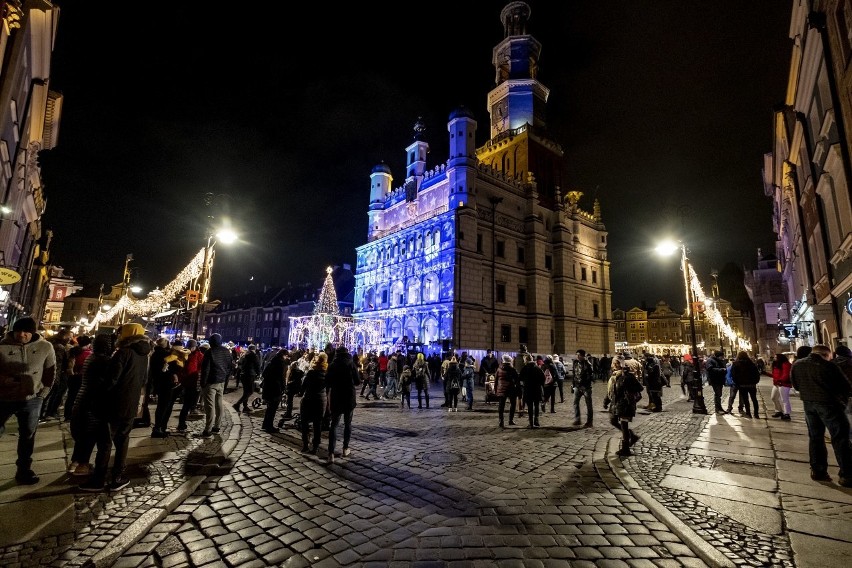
[846,297,852,316]
[0,267,21,285]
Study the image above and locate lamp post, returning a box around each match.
[192,227,237,339]
[656,240,708,415]
[488,195,503,352]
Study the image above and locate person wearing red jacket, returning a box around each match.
[771,353,793,420]
[177,339,205,432]
[378,352,389,388]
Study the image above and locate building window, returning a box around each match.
[500,324,512,343]
[630,333,636,341]
[519,326,528,344]
[592,270,597,284]
[545,255,552,269]
[496,283,506,303]
[593,302,600,318]
[517,246,525,263]
[517,287,526,306]
[477,233,483,253]
[581,267,587,281]
[496,240,505,258]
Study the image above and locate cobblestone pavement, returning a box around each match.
[622,386,796,568]
[0,401,236,568]
[111,382,710,567]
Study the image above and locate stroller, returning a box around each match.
[484,373,499,404]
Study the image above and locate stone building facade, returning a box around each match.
[353,2,613,359]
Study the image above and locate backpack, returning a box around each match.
[544,367,554,385]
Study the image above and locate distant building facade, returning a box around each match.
[40,266,81,330]
[352,2,613,359]
[743,251,786,359]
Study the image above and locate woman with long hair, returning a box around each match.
[771,353,792,420]
[299,352,328,454]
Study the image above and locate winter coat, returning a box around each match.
[261,354,287,400]
[326,349,360,414]
[300,368,327,421]
[104,335,153,422]
[445,363,462,392]
[606,369,643,420]
[399,369,413,393]
[791,353,852,406]
[201,337,232,386]
[413,357,429,390]
[731,357,760,387]
[239,350,261,377]
[0,332,57,401]
[495,362,519,398]
[183,350,204,389]
[705,355,728,385]
[519,361,545,403]
[771,360,792,388]
[479,355,499,378]
[74,351,112,417]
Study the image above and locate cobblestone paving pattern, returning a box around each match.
[0,406,235,568]
[622,386,796,568]
[115,384,709,567]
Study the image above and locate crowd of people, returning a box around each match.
[2,321,852,489]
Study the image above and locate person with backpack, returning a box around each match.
[413,353,430,409]
[399,365,413,410]
[552,354,567,403]
[363,355,380,401]
[541,356,558,414]
[642,353,663,413]
[604,357,643,457]
[445,357,463,412]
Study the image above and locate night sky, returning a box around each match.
[40,1,791,311]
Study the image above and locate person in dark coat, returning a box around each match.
[731,351,761,418]
[300,352,328,454]
[74,334,115,488]
[495,354,519,427]
[603,358,643,457]
[444,357,463,411]
[235,345,261,413]
[519,353,544,428]
[325,346,361,463]
[177,339,204,432]
[199,333,233,437]
[260,349,287,433]
[90,323,152,491]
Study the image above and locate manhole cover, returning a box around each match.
[421,451,465,465]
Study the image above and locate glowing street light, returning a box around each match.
[656,239,708,415]
[130,285,142,294]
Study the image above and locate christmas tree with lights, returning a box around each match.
[314,266,340,316]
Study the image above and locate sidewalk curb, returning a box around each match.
[596,429,735,568]
[83,405,244,568]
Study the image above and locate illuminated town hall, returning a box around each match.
[353,2,613,357]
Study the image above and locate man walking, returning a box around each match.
[705,350,729,414]
[573,349,594,427]
[199,333,232,437]
[791,344,852,486]
[0,317,57,484]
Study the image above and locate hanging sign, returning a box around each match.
[846,297,852,316]
[0,267,21,285]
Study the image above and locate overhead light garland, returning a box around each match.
[83,248,207,332]
[686,261,753,352]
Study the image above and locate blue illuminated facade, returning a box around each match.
[354,2,615,358]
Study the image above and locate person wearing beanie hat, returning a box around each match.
[0,317,57,485]
[198,332,234,437]
[12,317,37,334]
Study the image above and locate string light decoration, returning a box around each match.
[289,267,383,352]
[686,261,753,352]
[83,248,207,332]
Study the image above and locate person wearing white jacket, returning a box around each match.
[0,317,57,484]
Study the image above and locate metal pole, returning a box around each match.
[683,244,708,414]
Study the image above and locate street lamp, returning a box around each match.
[656,240,708,415]
[192,226,238,339]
